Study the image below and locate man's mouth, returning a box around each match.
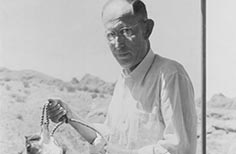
[117,52,130,58]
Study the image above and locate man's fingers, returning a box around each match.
[48,106,64,117]
[47,99,65,114]
[47,103,61,113]
[47,98,73,123]
[49,109,66,123]
[48,99,62,107]
[47,99,67,123]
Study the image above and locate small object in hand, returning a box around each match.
[23,102,66,154]
[24,123,66,154]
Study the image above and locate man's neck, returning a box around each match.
[123,41,150,74]
[124,48,150,74]
[123,62,140,75]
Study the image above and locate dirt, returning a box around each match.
[0,68,235,154]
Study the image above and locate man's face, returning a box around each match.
[102,3,148,70]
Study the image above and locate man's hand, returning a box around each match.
[47,99,74,123]
[47,98,98,144]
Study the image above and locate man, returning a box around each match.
[47,0,198,154]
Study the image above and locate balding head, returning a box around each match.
[102,0,147,25]
[101,0,154,71]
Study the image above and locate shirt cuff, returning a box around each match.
[90,132,102,145]
[89,133,107,154]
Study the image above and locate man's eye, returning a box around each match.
[106,32,116,40]
[121,28,133,37]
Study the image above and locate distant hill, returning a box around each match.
[0,67,112,154]
[208,93,236,109]
[194,93,236,110]
[76,74,115,95]
[0,67,115,95]
[0,67,236,154]
[0,67,65,86]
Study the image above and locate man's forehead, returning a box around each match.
[104,15,139,30]
[102,0,135,24]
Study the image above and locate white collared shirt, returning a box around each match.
[91,49,197,154]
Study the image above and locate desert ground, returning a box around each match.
[0,67,235,154]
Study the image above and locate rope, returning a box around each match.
[69,118,108,144]
[40,103,57,135]
[45,104,49,129]
[50,121,64,136]
[40,103,108,144]
[40,104,46,126]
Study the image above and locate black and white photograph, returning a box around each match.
[0,0,235,154]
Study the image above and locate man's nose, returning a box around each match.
[114,35,125,49]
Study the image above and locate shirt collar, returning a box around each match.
[121,49,156,80]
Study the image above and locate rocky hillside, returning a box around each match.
[0,67,235,154]
[205,94,236,154]
[0,67,65,86]
[77,74,115,95]
[0,68,113,154]
[0,67,115,94]
[208,93,236,109]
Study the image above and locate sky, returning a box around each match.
[0,0,235,99]
[207,0,236,99]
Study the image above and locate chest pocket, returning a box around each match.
[139,106,165,145]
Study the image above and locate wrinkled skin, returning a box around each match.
[24,124,65,154]
[102,0,154,72]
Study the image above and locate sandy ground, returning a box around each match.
[0,68,235,154]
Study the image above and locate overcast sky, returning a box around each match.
[0,0,235,99]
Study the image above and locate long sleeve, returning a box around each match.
[88,120,111,154]
[138,72,197,154]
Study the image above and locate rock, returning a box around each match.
[208,93,236,109]
[228,140,236,154]
[77,74,115,94]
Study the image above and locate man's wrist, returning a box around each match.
[67,112,79,124]
[89,133,98,145]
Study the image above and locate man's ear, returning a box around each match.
[143,19,154,39]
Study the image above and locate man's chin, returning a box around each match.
[119,60,141,72]
[119,62,133,71]
[119,62,131,69]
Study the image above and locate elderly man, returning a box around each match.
[47,0,197,154]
